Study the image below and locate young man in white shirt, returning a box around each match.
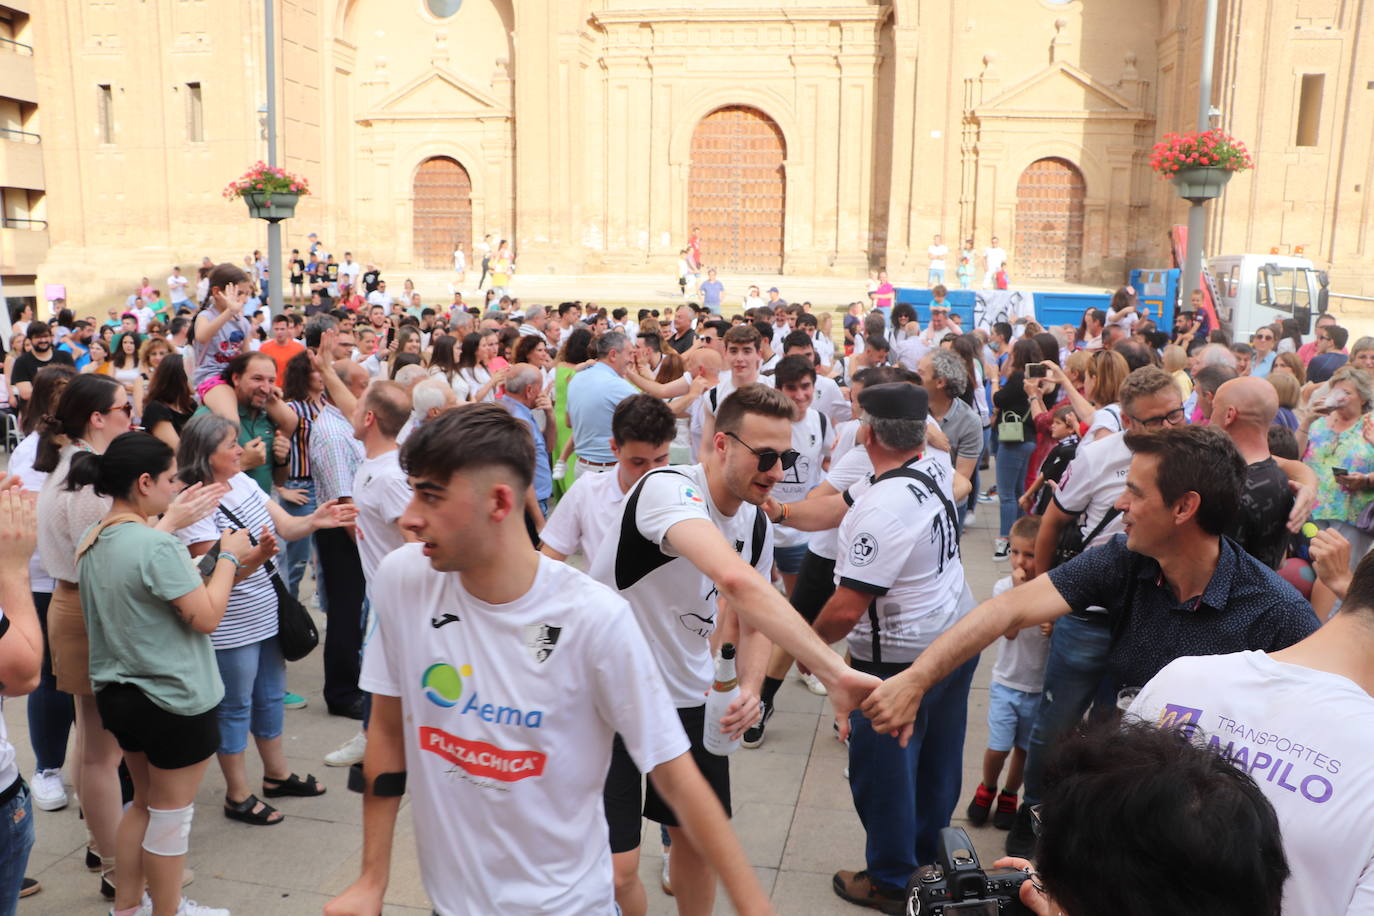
[322,381,416,769]
[982,237,1007,289]
[540,395,676,564]
[326,405,773,916]
[588,384,879,916]
[167,267,190,310]
[782,331,852,426]
[927,233,949,288]
[697,324,771,461]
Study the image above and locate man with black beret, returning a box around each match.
[815,383,979,913]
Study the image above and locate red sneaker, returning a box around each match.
[994,790,1019,830]
[965,782,996,826]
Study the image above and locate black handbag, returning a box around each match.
[1050,506,1122,569]
[217,503,320,662]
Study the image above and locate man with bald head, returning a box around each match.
[1212,376,1317,569]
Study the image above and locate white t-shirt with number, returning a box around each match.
[1051,430,1129,548]
[773,409,836,548]
[360,548,688,916]
[833,453,969,664]
[1129,651,1374,916]
[587,463,773,708]
[351,450,411,585]
[539,468,629,563]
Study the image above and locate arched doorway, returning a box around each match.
[688,106,786,273]
[412,157,473,270]
[1013,158,1085,283]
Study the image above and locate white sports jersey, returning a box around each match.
[813,374,853,426]
[834,453,969,664]
[587,463,773,707]
[1052,430,1129,548]
[352,450,411,586]
[773,409,836,548]
[809,445,874,561]
[702,373,774,418]
[539,467,630,563]
[1130,652,1374,916]
[360,548,688,916]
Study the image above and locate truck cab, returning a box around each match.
[1209,254,1329,341]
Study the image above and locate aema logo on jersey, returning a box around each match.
[420,662,545,728]
[680,483,705,506]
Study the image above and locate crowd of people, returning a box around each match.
[0,262,1371,916]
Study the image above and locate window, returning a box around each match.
[186,82,204,143]
[425,0,463,17]
[97,84,113,144]
[1295,74,1323,147]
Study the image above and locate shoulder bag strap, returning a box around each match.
[75,512,149,561]
[216,501,285,584]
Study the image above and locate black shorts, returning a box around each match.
[603,705,730,852]
[95,682,219,770]
[789,549,837,625]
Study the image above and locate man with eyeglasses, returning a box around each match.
[588,383,880,916]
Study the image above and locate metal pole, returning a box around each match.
[1180,0,1220,308]
[264,0,283,318]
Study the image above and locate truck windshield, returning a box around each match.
[1256,269,1312,310]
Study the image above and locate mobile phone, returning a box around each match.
[1333,467,1350,477]
[1027,364,1047,378]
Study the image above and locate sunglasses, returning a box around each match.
[725,431,799,472]
[1253,334,1274,341]
[103,403,133,418]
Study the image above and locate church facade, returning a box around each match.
[15,0,1373,306]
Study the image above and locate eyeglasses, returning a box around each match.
[103,403,133,418]
[1252,334,1273,341]
[724,431,799,472]
[1128,406,1185,428]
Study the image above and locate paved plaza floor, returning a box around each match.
[4,491,1016,915]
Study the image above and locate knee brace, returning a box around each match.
[142,803,194,857]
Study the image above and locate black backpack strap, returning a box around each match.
[614,468,690,590]
[749,506,768,569]
[708,387,719,413]
[817,410,829,442]
[873,464,961,542]
[1080,506,1123,550]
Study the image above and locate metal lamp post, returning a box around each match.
[1178,0,1221,304]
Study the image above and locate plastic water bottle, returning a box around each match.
[703,643,741,756]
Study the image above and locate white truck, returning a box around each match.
[1208,253,1329,341]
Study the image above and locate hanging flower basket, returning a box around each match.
[224,161,310,222]
[242,190,300,221]
[1149,129,1253,203]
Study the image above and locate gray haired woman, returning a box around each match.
[173,414,355,827]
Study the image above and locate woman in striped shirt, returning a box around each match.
[174,413,356,827]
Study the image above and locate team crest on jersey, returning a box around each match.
[523,624,562,664]
[680,483,705,506]
[850,532,879,567]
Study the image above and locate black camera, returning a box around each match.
[906,827,1033,915]
[1026,363,1047,378]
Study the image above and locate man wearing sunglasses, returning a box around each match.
[588,383,880,916]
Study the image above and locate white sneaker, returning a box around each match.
[964,510,977,526]
[798,672,828,696]
[30,769,67,811]
[324,731,367,767]
[660,849,673,896]
[176,898,229,916]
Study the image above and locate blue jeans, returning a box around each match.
[848,655,979,890]
[1021,613,1114,806]
[994,439,1037,537]
[28,591,74,772]
[0,783,33,916]
[279,478,318,603]
[214,638,286,755]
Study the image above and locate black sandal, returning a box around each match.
[262,772,327,798]
[223,793,284,825]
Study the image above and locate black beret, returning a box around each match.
[858,382,928,422]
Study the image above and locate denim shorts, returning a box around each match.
[986,681,1042,752]
[772,542,810,575]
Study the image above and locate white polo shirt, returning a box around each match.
[361,548,688,916]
